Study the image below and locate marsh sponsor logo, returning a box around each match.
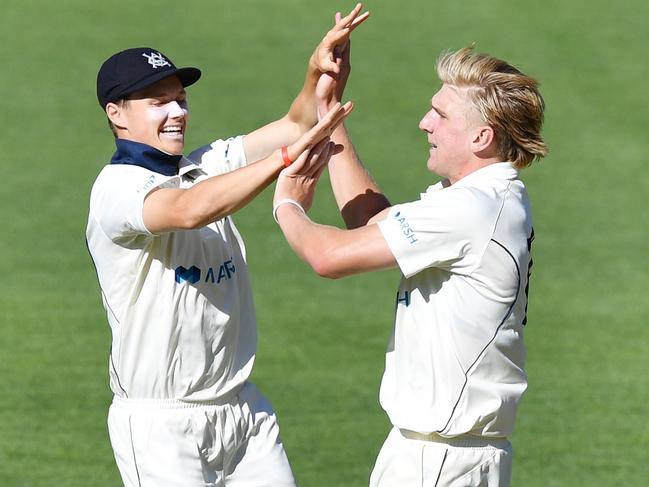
[393,211,418,244]
[205,259,236,284]
[175,265,201,284]
[175,259,236,286]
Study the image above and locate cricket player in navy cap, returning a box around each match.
[272,43,547,486]
[86,5,368,486]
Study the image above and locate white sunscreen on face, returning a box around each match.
[146,100,188,122]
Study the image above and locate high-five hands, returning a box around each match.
[284,101,352,164]
[274,5,368,219]
[275,102,351,213]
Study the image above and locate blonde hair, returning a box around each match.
[436,47,548,168]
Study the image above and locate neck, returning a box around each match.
[110,139,182,176]
[447,157,501,185]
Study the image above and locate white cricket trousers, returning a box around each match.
[369,427,513,487]
[107,382,297,487]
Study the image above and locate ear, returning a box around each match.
[106,102,127,131]
[471,125,495,154]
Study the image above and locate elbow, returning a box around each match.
[171,204,206,230]
[309,253,346,280]
[182,215,207,230]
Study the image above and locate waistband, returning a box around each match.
[399,429,509,448]
[111,389,240,410]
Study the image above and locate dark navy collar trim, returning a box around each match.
[110,139,182,176]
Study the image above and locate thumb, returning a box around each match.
[280,149,310,177]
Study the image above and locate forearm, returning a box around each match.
[274,202,394,279]
[186,153,285,224]
[144,151,284,232]
[275,204,353,279]
[275,204,329,273]
[285,55,320,130]
[328,124,390,228]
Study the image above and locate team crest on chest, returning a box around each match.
[142,51,171,69]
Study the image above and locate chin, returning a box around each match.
[161,142,185,156]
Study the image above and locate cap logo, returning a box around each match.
[142,51,171,69]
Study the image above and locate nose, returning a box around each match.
[419,108,435,132]
[167,100,187,119]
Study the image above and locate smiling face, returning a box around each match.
[419,84,484,182]
[106,75,189,155]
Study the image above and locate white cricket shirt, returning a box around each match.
[86,136,257,401]
[377,162,533,438]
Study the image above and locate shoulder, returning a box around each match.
[187,136,247,175]
[92,165,168,197]
[413,184,501,224]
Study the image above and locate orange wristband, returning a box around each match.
[281,146,292,167]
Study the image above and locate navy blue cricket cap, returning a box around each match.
[97,47,201,109]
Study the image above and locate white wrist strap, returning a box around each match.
[273,199,306,224]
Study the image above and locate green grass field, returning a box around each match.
[1,0,648,485]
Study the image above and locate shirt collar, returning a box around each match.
[110,139,183,176]
[422,162,518,197]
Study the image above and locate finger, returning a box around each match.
[317,101,342,125]
[327,103,353,136]
[333,55,343,71]
[314,142,335,179]
[327,101,354,131]
[283,149,310,176]
[302,146,331,180]
[302,141,333,183]
[326,27,352,46]
[338,3,363,29]
[288,105,340,162]
[312,155,330,182]
[340,41,351,65]
[304,138,332,177]
[348,11,370,31]
[316,102,345,133]
[312,102,351,141]
[303,101,351,148]
[307,136,330,160]
[320,56,340,74]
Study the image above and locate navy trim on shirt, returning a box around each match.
[111,139,182,176]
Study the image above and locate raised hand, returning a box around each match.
[315,41,351,118]
[311,3,369,75]
[274,137,337,213]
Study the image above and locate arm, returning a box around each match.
[242,3,369,163]
[143,102,352,233]
[327,123,391,228]
[272,137,397,279]
[275,206,397,279]
[315,43,391,229]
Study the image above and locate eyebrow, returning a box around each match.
[431,101,447,118]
